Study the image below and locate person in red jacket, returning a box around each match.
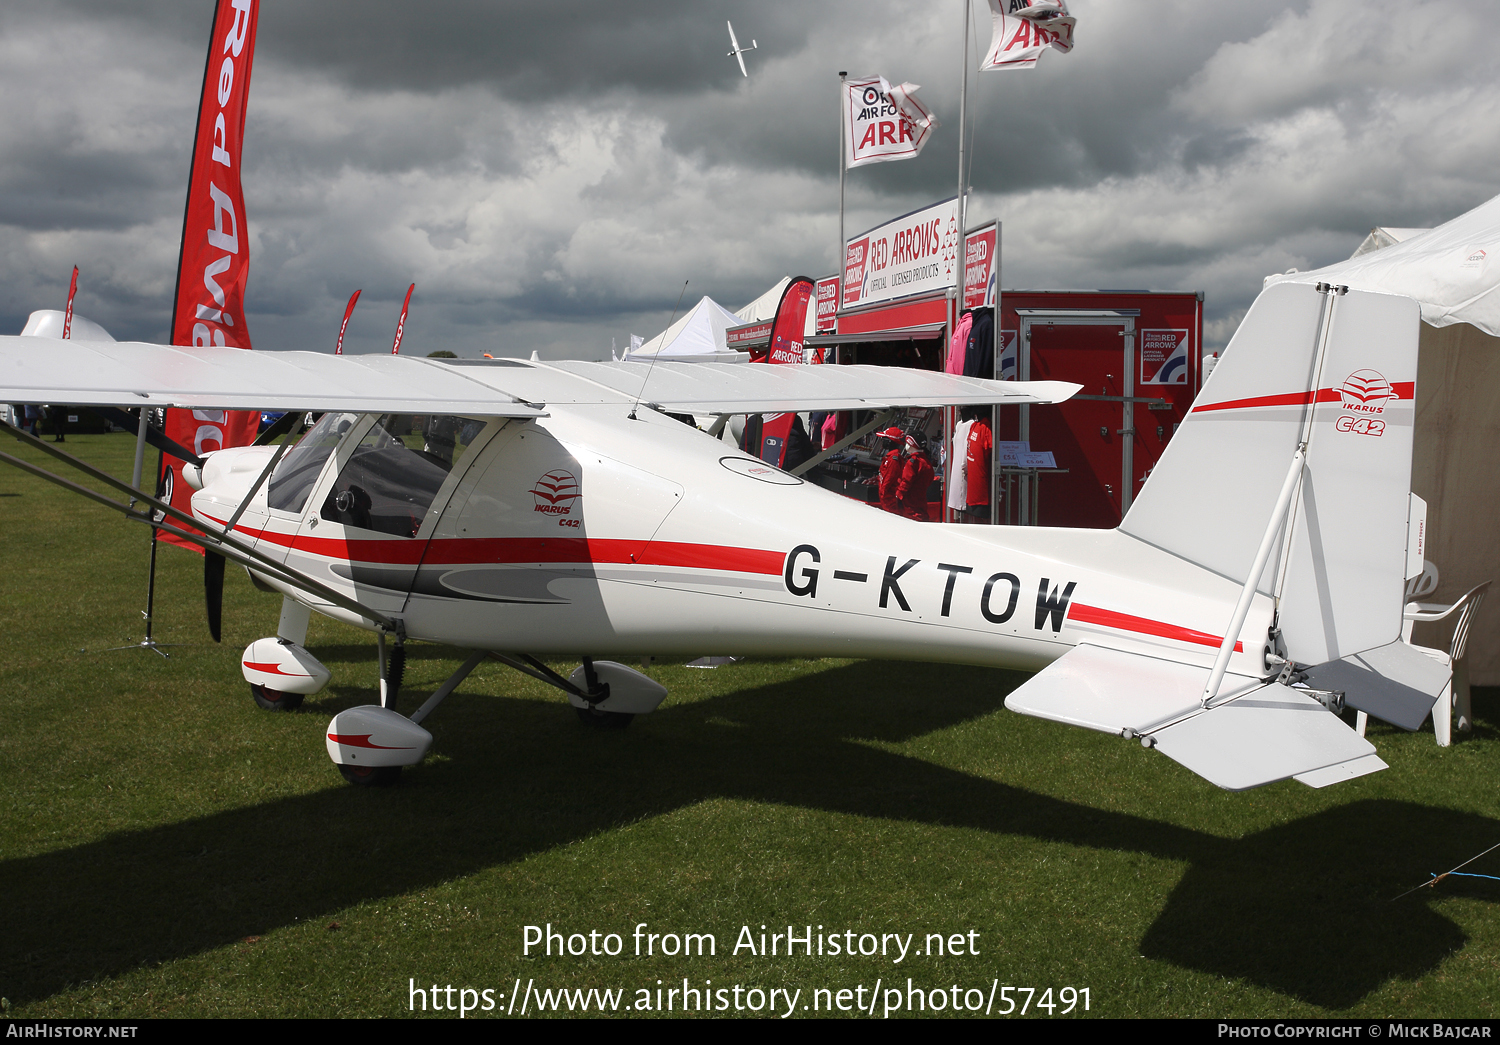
[896,434,934,521]
[875,427,906,514]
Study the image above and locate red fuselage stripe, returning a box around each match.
[1069,602,1243,652]
[204,513,786,575]
[1191,381,1414,414]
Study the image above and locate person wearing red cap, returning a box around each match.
[875,426,905,514]
[896,434,934,522]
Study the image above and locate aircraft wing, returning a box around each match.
[0,336,549,417]
[531,360,1078,412]
[0,336,1078,416]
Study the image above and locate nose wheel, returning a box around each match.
[251,682,305,712]
[338,764,401,787]
[574,706,634,729]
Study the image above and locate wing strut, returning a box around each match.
[0,419,397,631]
[788,409,896,477]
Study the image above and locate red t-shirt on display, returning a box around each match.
[966,418,992,508]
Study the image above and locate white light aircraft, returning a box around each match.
[726,21,756,77]
[0,282,1444,791]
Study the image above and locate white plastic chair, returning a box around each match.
[1404,582,1490,746]
[1405,560,1441,603]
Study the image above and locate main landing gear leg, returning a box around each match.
[487,653,631,727]
[487,654,669,727]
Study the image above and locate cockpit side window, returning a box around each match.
[319,414,486,538]
[266,412,354,514]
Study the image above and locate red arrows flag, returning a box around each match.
[335,289,361,355]
[160,0,261,552]
[62,266,78,338]
[391,283,415,354]
[981,0,1076,71]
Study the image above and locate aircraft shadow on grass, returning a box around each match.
[0,659,1492,1009]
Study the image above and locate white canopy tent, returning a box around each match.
[1267,193,1500,682]
[629,281,822,363]
[1349,227,1430,260]
[626,295,745,360]
[736,276,820,339]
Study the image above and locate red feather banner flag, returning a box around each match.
[748,276,816,468]
[160,0,261,552]
[335,289,362,355]
[63,266,78,339]
[391,283,415,354]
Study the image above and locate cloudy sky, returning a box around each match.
[2,0,1497,358]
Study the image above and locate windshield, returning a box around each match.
[319,414,486,538]
[266,412,354,514]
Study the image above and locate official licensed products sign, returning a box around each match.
[962,223,999,310]
[815,276,838,334]
[1139,329,1190,384]
[842,197,961,311]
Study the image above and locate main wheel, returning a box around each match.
[574,706,634,730]
[338,763,402,787]
[251,682,304,712]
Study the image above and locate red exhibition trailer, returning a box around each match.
[999,290,1204,528]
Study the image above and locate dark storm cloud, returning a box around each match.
[29,0,818,98]
[3,0,1500,357]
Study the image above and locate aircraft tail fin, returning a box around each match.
[1004,643,1385,790]
[1121,283,1422,671]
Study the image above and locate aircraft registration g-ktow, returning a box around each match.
[0,282,1445,790]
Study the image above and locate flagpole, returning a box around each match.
[121,0,222,656]
[837,70,847,328]
[948,4,970,522]
[956,0,969,251]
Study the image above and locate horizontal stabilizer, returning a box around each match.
[1292,753,1388,788]
[1007,644,1383,790]
[1005,643,1244,735]
[1299,640,1449,731]
[1151,683,1382,790]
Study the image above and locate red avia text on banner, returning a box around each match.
[161,0,261,552]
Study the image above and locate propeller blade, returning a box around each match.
[94,407,206,468]
[205,551,225,643]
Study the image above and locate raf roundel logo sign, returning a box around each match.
[532,469,580,515]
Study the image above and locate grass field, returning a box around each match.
[1,431,1498,1019]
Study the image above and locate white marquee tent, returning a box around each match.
[626,295,745,360]
[629,279,823,361]
[735,276,820,340]
[1268,192,1500,682]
